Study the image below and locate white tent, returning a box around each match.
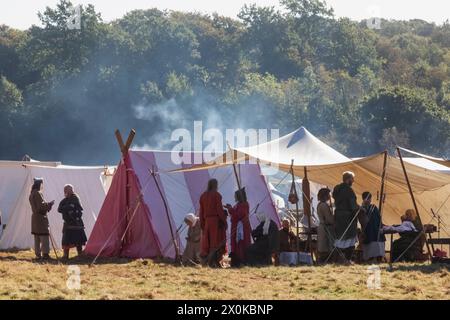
[175,127,450,236]
[0,161,109,250]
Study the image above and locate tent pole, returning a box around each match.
[396,147,433,261]
[377,151,388,246]
[115,129,135,250]
[303,166,315,264]
[290,160,300,263]
[227,142,242,190]
[150,166,180,262]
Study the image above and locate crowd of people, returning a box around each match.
[28,171,425,265]
[182,172,426,267]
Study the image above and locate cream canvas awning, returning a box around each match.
[171,127,450,236]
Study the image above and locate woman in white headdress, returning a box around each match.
[182,213,202,265]
[245,211,279,266]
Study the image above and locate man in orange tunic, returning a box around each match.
[199,179,227,267]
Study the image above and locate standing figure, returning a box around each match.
[29,178,54,260]
[182,213,202,266]
[199,179,227,267]
[317,188,335,263]
[58,184,87,260]
[246,212,280,266]
[361,192,385,263]
[225,188,252,267]
[332,171,362,263]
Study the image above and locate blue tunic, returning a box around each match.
[362,204,385,244]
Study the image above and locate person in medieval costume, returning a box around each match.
[29,178,55,260]
[278,218,297,252]
[225,188,252,267]
[246,212,280,266]
[383,209,424,262]
[182,213,202,266]
[332,171,363,263]
[199,179,227,267]
[58,184,88,260]
[317,188,335,263]
[360,192,386,262]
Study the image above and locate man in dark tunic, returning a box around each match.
[58,184,87,260]
[199,179,227,267]
[182,213,202,266]
[246,212,280,266]
[332,171,363,263]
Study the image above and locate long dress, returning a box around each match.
[362,204,385,261]
[58,194,87,249]
[199,190,227,264]
[228,201,252,266]
[317,201,334,254]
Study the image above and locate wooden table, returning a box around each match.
[427,238,450,253]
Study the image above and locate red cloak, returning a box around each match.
[228,201,252,262]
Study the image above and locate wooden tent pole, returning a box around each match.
[290,160,300,262]
[150,166,180,261]
[227,142,242,190]
[303,166,315,264]
[396,147,433,261]
[378,151,388,213]
[378,151,388,242]
[115,129,136,249]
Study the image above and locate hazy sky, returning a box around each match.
[1,0,449,30]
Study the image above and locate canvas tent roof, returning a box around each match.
[174,127,450,236]
[399,147,450,169]
[85,150,279,259]
[0,161,109,249]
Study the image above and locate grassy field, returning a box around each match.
[0,250,449,300]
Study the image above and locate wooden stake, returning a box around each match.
[149,167,180,261]
[396,147,433,261]
[303,166,315,264]
[290,160,301,263]
[115,129,126,155]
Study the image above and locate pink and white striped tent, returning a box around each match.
[85,150,279,259]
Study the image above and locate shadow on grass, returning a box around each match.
[386,262,450,274]
[0,249,133,266]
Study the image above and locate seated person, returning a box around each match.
[182,213,202,265]
[383,209,424,262]
[279,219,297,252]
[246,212,280,266]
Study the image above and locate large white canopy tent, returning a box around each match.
[175,127,450,238]
[0,161,110,250]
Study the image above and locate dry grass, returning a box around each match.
[0,250,449,300]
